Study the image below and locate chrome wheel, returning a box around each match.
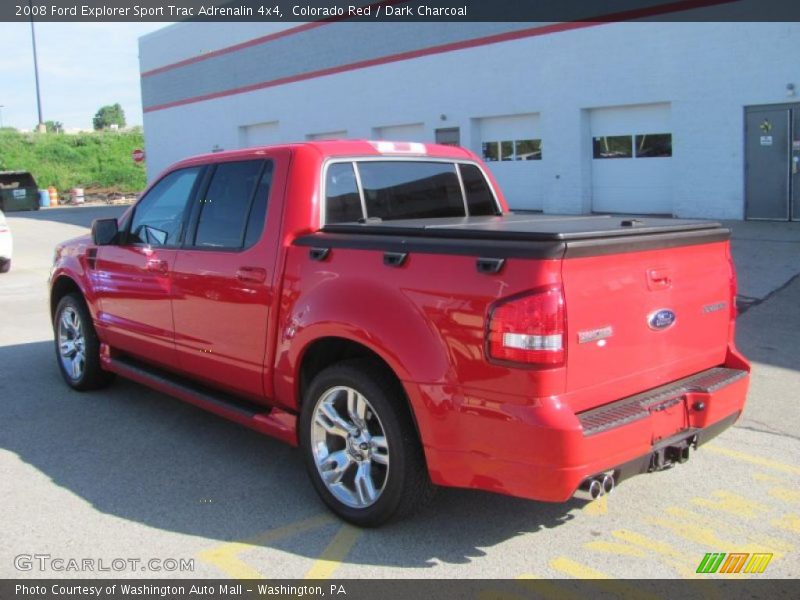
[58,306,86,382]
[310,386,390,509]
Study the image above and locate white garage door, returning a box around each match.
[239,121,280,148]
[475,113,542,211]
[590,103,673,215]
[373,123,425,142]
[307,130,348,141]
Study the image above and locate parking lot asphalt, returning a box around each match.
[0,206,798,580]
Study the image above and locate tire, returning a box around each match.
[54,293,115,391]
[300,358,435,526]
[0,259,9,274]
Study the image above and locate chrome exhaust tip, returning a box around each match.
[575,477,604,501]
[601,473,615,495]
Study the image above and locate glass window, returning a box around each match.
[593,136,633,159]
[635,133,672,158]
[128,167,200,246]
[358,161,464,220]
[515,139,542,160]
[482,142,499,162]
[194,160,264,248]
[500,141,514,161]
[435,127,460,146]
[325,163,363,224]
[460,164,499,216]
[243,161,274,248]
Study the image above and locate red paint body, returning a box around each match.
[50,141,749,502]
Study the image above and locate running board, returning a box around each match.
[105,354,297,446]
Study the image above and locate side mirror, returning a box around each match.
[91,218,119,246]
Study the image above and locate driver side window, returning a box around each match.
[128,167,201,246]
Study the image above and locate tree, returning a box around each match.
[44,120,63,133]
[93,103,126,130]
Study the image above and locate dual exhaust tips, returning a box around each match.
[576,473,615,501]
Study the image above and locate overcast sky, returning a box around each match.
[0,23,171,131]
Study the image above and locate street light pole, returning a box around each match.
[29,0,45,133]
[0,105,4,129]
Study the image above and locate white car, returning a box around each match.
[0,209,12,273]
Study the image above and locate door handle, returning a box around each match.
[236,266,267,283]
[145,259,169,274]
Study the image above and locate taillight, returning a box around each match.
[487,286,566,367]
[726,246,738,319]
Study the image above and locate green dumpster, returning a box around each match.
[0,171,40,212]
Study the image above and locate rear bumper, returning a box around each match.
[410,364,749,502]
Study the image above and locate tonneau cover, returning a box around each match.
[323,214,723,242]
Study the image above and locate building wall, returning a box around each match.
[139,21,800,219]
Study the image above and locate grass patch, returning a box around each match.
[0,129,146,194]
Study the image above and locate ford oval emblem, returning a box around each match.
[648,309,676,330]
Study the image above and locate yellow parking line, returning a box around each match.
[584,540,647,557]
[771,514,800,534]
[198,513,336,578]
[515,575,583,600]
[304,524,362,579]
[582,494,608,516]
[768,487,800,504]
[690,490,770,519]
[549,556,611,579]
[606,530,699,578]
[704,445,800,475]
[549,558,662,600]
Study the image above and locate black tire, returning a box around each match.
[53,293,115,391]
[299,358,435,526]
[0,259,9,274]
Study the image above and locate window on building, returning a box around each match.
[435,127,461,146]
[482,142,499,162]
[593,136,633,159]
[194,160,265,248]
[325,162,363,223]
[482,139,542,161]
[460,164,499,216]
[500,141,514,161]
[128,167,201,246]
[358,161,464,220]
[515,139,542,160]
[635,133,672,158]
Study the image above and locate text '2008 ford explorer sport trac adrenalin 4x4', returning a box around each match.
[50,140,750,526]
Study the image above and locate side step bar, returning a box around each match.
[105,354,298,446]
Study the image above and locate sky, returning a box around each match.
[0,22,172,131]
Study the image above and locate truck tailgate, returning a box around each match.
[561,241,733,412]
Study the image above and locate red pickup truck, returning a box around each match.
[50,140,749,526]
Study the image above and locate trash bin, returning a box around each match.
[39,189,50,208]
[0,171,40,212]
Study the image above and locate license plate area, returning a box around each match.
[646,394,689,444]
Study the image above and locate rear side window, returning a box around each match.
[243,161,274,247]
[325,163,363,224]
[357,161,464,220]
[460,164,499,216]
[194,160,265,249]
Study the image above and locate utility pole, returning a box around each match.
[29,0,45,133]
[0,105,4,129]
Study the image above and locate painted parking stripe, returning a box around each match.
[198,513,335,578]
[304,524,362,579]
[704,445,800,475]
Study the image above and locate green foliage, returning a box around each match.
[44,120,64,133]
[0,129,145,192]
[93,103,126,130]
